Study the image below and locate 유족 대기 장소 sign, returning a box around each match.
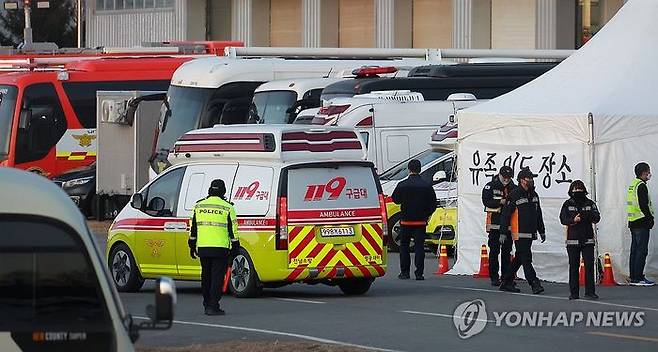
[461,143,585,198]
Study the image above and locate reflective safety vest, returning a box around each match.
[627,178,654,222]
[192,196,238,248]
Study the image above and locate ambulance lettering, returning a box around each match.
[234,181,269,201]
[319,210,356,218]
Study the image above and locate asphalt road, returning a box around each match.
[93,231,658,352]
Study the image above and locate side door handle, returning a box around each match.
[164,222,188,231]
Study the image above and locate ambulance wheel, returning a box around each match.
[230,248,263,298]
[109,243,144,292]
[339,278,373,295]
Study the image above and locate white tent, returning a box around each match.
[449,0,658,283]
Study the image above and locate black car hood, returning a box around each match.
[52,164,95,182]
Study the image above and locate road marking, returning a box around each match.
[134,316,402,352]
[401,310,494,323]
[587,332,658,343]
[274,298,327,304]
[437,285,658,312]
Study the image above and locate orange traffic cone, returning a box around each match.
[579,258,585,286]
[222,267,232,293]
[601,253,618,286]
[434,245,450,275]
[473,244,490,278]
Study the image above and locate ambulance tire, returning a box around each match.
[230,248,263,298]
[109,243,145,292]
[338,278,373,296]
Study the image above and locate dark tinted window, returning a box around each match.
[0,219,110,329]
[0,85,18,160]
[16,83,67,164]
[63,80,170,128]
[144,166,185,217]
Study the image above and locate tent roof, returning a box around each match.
[463,0,658,118]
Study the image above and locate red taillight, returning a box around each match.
[318,104,350,116]
[378,193,390,246]
[352,66,398,77]
[276,196,288,250]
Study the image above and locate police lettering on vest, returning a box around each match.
[192,197,239,249]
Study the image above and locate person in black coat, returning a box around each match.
[559,180,600,300]
[391,159,437,280]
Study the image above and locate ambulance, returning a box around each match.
[107,125,389,297]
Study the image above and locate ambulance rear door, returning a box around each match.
[283,161,385,280]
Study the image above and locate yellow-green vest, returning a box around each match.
[192,196,238,248]
[627,178,654,222]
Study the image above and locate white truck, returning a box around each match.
[314,92,478,173]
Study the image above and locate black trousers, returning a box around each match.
[399,225,426,277]
[503,238,537,284]
[567,244,595,296]
[488,230,512,281]
[200,254,229,309]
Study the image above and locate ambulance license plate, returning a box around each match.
[320,227,355,237]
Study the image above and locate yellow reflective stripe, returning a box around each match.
[198,204,232,211]
[197,221,228,227]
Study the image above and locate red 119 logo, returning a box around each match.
[304,177,346,201]
[234,181,260,200]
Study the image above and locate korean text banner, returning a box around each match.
[460,142,585,198]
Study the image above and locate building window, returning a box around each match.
[96,0,174,11]
[576,0,623,48]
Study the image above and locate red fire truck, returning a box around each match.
[0,41,241,178]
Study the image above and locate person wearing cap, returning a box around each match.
[627,162,655,286]
[560,180,600,300]
[481,165,517,287]
[499,167,546,294]
[188,179,240,315]
[392,159,437,280]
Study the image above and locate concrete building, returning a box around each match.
[86,0,625,50]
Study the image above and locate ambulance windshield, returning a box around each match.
[0,85,17,161]
[248,90,297,124]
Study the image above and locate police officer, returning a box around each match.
[392,159,437,280]
[499,167,545,294]
[188,179,240,315]
[481,165,516,287]
[560,180,600,300]
[627,162,655,286]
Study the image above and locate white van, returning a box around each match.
[109,125,389,297]
[0,168,174,352]
[151,58,431,175]
[314,92,478,172]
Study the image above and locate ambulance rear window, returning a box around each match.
[287,164,379,210]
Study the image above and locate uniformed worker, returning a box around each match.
[499,167,546,294]
[391,159,437,280]
[559,180,600,300]
[188,179,240,316]
[481,165,516,287]
[627,162,655,286]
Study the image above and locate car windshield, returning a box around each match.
[0,218,112,332]
[379,149,447,180]
[248,90,297,124]
[0,85,18,161]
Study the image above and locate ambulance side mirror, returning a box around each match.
[433,171,447,184]
[130,193,144,210]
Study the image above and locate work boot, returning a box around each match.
[584,293,599,300]
[491,278,501,287]
[531,280,544,295]
[398,273,410,280]
[415,275,425,281]
[569,294,579,300]
[499,281,521,293]
[204,306,226,316]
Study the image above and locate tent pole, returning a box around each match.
[588,112,601,284]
